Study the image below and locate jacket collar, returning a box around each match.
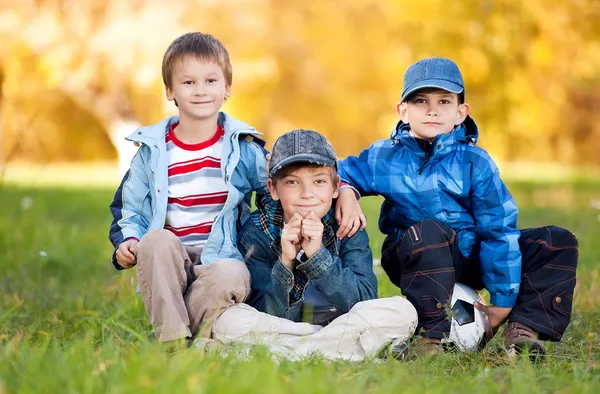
[125,112,265,146]
[389,115,479,153]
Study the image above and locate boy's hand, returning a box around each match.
[335,188,366,239]
[474,302,513,340]
[301,211,324,259]
[116,239,139,269]
[281,213,303,271]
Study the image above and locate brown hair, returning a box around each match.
[271,163,338,185]
[162,32,232,89]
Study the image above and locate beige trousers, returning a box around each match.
[135,229,251,342]
[211,296,418,361]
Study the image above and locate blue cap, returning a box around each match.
[401,57,464,102]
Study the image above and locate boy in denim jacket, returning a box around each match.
[210,129,417,361]
[107,33,363,348]
[338,57,578,358]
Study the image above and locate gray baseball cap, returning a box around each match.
[269,129,337,178]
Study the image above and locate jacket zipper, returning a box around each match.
[410,226,419,241]
[418,151,431,175]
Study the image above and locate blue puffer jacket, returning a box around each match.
[338,116,521,307]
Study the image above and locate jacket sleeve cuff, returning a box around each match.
[272,259,308,305]
[297,246,333,279]
[339,182,361,200]
[272,259,294,290]
[489,292,518,308]
[121,228,143,243]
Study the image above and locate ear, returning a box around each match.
[224,84,232,100]
[166,85,175,102]
[267,178,279,201]
[397,101,409,123]
[332,175,340,198]
[455,103,470,125]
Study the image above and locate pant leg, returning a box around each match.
[135,229,195,342]
[185,259,252,338]
[212,297,417,362]
[381,219,463,339]
[291,296,418,361]
[509,226,578,341]
[212,303,322,360]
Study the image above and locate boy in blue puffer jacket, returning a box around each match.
[338,57,578,358]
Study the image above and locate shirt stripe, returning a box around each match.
[164,122,228,246]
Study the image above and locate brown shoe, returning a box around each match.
[408,336,444,359]
[502,322,546,361]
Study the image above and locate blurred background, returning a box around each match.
[1,0,599,184]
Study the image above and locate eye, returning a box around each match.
[183,80,194,85]
[440,99,451,104]
[414,98,426,104]
[315,179,328,184]
[285,180,298,185]
[207,78,217,83]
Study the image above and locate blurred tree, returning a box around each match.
[0,0,599,167]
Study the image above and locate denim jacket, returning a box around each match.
[108,112,268,269]
[237,200,378,323]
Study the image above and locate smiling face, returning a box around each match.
[268,164,340,222]
[397,88,469,141]
[165,55,231,121]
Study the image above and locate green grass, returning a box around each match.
[1,182,599,393]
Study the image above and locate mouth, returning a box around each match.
[295,204,320,210]
[423,122,442,126]
[192,101,213,105]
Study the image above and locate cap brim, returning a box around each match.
[269,154,337,178]
[401,79,464,102]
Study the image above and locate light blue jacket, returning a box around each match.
[109,112,268,267]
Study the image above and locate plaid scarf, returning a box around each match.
[253,195,337,249]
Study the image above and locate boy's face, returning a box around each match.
[166,55,231,121]
[268,166,340,223]
[397,88,469,141]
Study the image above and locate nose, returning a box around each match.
[426,102,438,116]
[300,184,315,198]
[194,83,207,96]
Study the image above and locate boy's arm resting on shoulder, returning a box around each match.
[471,158,521,308]
[237,222,303,322]
[296,230,378,313]
[237,137,269,195]
[337,146,378,197]
[108,151,151,270]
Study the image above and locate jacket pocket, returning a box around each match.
[551,291,573,318]
[421,295,445,318]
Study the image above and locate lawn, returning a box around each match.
[1,180,599,393]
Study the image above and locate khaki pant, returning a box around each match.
[212,296,418,361]
[135,229,251,342]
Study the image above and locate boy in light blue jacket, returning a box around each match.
[107,32,363,347]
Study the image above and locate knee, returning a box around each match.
[401,219,455,247]
[136,230,181,265]
[194,259,251,301]
[138,229,179,251]
[547,226,578,248]
[349,296,419,338]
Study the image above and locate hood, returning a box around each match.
[390,115,479,146]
